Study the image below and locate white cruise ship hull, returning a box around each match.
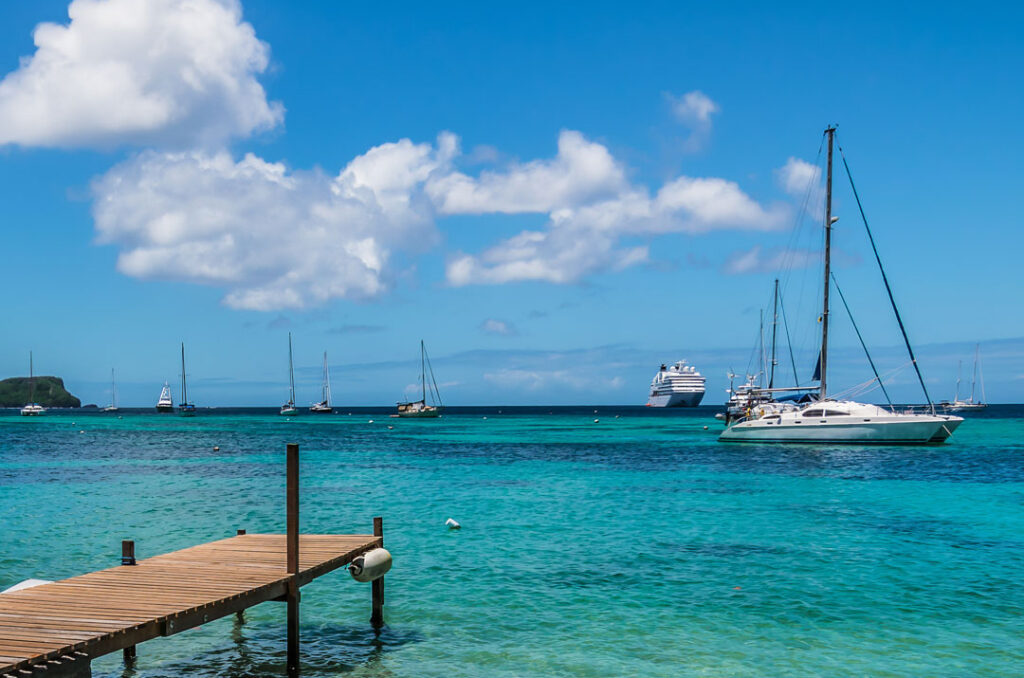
[647,391,705,408]
[720,412,962,444]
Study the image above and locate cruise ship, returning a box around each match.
[647,360,706,407]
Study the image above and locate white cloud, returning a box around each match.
[722,245,820,275]
[0,0,282,149]
[92,134,455,310]
[444,133,787,287]
[480,319,517,336]
[667,90,719,125]
[427,130,626,214]
[665,90,720,151]
[776,157,821,196]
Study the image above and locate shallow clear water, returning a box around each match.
[1,406,1023,677]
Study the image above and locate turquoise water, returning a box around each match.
[1,406,1023,677]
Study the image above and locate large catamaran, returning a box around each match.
[720,126,962,444]
[396,340,443,418]
[942,344,987,412]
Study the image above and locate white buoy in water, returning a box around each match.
[349,548,392,582]
[593,418,599,423]
[446,518,461,529]
[387,425,394,430]
[1,579,51,594]
[213,445,220,451]
[482,416,487,420]
[703,426,709,430]
[368,419,374,423]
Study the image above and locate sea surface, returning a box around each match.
[1,406,1022,677]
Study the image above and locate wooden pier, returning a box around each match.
[0,444,388,677]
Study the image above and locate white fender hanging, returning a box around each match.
[349,548,392,582]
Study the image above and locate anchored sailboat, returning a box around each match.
[310,352,333,413]
[20,352,46,416]
[177,343,196,417]
[943,344,987,411]
[720,126,962,444]
[280,333,298,416]
[396,340,443,418]
[103,368,118,412]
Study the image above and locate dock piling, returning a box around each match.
[371,516,384,630]
[286,443,300,677]
[121,540,137,666]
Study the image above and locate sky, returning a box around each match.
[1,0,1022,407]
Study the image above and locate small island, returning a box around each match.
[0,376,81,408]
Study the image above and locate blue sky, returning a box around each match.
[1,0,1022,406]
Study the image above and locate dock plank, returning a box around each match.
[0,533,380,674]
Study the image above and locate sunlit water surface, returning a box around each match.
[1,406,1022,676]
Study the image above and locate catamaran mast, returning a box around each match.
[28,351,35,404]
[420,339,426,403]
[288,333,296,405]
[180,343,188,405]
[820,126,836,401]
[971,345,979,403]
[322,351,331,405]
[111,368,117,408]
[769,279,779,389]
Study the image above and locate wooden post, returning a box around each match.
[370,516,384,630]
[121,540,137,665]
[121,540,135,566]
[286,443,300,677]
[235,529,247,623]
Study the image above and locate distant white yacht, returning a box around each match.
[156,382,174,412]
[647,360,705,407]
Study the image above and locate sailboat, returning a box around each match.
[102,368,119,412]
[156,382,174,412]
[20,352,46,416]
[280,333,298,416]
[396,340,443,418]
[720,126,962,444]
[310,352,333,413]
[943,344,987,411]
[177,343,196,417]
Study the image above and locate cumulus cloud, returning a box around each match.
[480,319,517,336]
[445,134,788,286]
[776,157,821,196]
[92,134,456,310]
[0,0,282,149]
[427,130,626,214]
[665,90,720,150]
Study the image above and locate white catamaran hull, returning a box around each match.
[720,402,962,444]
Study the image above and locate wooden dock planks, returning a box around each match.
[0,533,381,675]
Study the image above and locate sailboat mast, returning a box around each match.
[820,126,836,401]
[288,333,295,404]
[323,351,331,404]
[956,360,962,402]
[421,340,426,403]
[28,351,35,403]
[769,279,779,389]
[971,345,979,403]
[111,368,116,408]
[181,343,188,404]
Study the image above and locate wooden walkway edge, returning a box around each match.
[0,533,381,676]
